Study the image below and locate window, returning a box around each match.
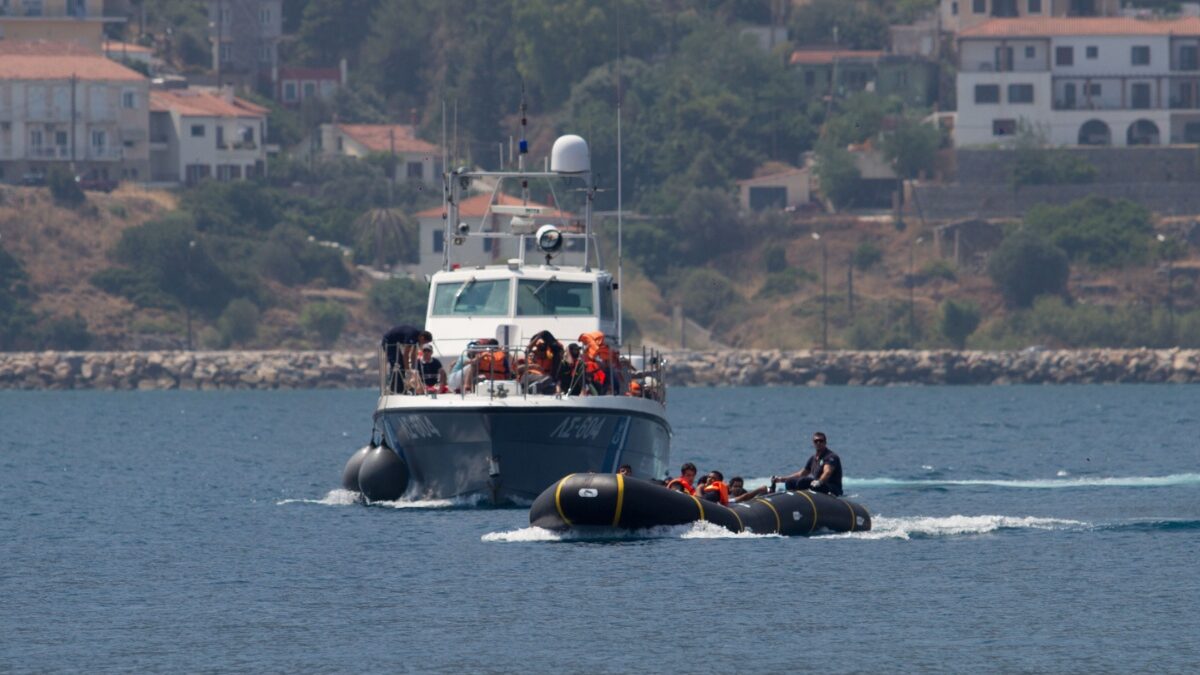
[599,282,614,322]
[974,84,1000,103]
[407,161,423,179]
[952,1,958,15]
[302,82,316,98]
[122,91,136,109]
[29,129,43,147]
[1131,82,1152,109]
[993,119,1017,136]
[54,131,67,147]
[91,130,105,148]
[516,280,595,316]
[482,237,492,253]
[1028,0,1041,11]
[433,229,444,253]
[1056,46,1073,66]
[1086,46,1098,59]
[1088,83,1102,97]
[1132,45,1150,66]
[1008,83,1034,103]
[431,279,511,316]
[190,124,205,137]
[219,44,232,62]
[972,0,985,13]
[216,126,225,148]
[804,70,815,87]
[1025,46,1035,59]
[259,7,271,24]
[283,82,297,102]
[995,46,1013,71]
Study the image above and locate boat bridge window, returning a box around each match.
[516,279,595,316]
[599,281,614,322]
[431,279,510,316]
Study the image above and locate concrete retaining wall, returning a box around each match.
[2,349,1198,390]
[913,182,1200,219]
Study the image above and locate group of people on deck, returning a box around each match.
[646,431,844,506]
[382,325,652,397]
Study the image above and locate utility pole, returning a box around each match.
[216,0,224,89]
[813,231,828,350]
[847,252,855,319]
[388,127,396,206]
[69,73,77,171]
[909,236,923,346]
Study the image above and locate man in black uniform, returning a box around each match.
[381,325,432,392]
[772,431,843,496]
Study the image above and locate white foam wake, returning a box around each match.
[277,490,499,509]
[830,514,1088,540]
[846,473,1200,490]
[482,520,780,543]
[276,489,361,506]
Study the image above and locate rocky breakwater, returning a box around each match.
[664,349,1200,386]
[0,351,377,390]
[2,349,1200,390]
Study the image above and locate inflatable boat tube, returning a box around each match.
[530,473,871,535]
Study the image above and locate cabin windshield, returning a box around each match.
[516,279,595,316]
[431,279,511,316]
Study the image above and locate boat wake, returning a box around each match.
[843,472,1200,490]
[482,520,779,543]
[829,514,1088,540]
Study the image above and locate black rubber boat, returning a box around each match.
[530,473,871,536]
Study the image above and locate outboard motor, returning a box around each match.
[356,442,410,502]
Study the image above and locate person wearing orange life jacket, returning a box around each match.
[521,330,563,394]
[578,331,619,395]
[700,470,730,506]
[664,462,698,495]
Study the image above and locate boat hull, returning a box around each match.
[372,397,670,504]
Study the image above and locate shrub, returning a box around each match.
[111,213,239,314]
[987,231,1070,308]
[852,242,883,271]
[1024,197,1152,267]
[814,142,861,210]
[90,268,177,309]
[756,268,815,299]
[918,258,957,283]
[763,245,789,274]
[939,299,981,349]
[676,268,739,327]
[368,278,428,325]
[300,301,347,346]
[47,166,85,208]
[40,312,93,350]
[1011,149,1097,188]
[882,116,942,179]
[218,299,260,346]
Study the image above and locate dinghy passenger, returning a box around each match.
[700,470,730,506]
[729,476,770,502]
[772,432,844,497]
[616,464,632,477]
[665,462,698,495]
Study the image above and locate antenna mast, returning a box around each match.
[616,4,624,344]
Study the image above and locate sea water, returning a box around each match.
[2,386,1197,672]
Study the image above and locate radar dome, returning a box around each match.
[551,135,590,174]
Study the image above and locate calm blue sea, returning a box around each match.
[2,385,1198,673]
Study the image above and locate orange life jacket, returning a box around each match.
[702,480,729,506]
[476,350,512,380]
[579,332,617,385]
[665,477,696,495]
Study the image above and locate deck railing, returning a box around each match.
[377,342,666,404]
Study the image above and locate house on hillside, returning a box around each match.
[955,16,1200,147]
[790,49,939,107]
[275,63,346,106]
[300,123,442,185]
[939,0,1119,34]
[206,0,281,83]
[737,167,811,211]
[412,193,579,276]
[0,0,123,50]
[149,88,268,184]
[0,41,149,183]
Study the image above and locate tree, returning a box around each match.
[676,268,739,327]
[987,231,1070,308]
[814,141,861,210]
[218,299,260,346]
[1024,197,1152,268]
[671,188,742,265]
[939,299,981,349]
[790,0,889,50]
[882,116,941,179]
[368,278,428,326]
[300,302,347,347]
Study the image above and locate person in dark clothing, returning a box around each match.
[772,431,843,496]
[557,343,585,395]
[382,326,432,392]
[417,345,446,390]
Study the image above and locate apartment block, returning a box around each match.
[0,41,149,183]
[955,17,1200,147]
[940,0,1119,34]
[148,88,268,184]
[0,0,123,50]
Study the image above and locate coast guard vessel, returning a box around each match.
[341,133,670,504]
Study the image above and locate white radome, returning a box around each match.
[550,135,590,174]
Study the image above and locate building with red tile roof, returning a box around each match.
[147,88,268,184]
[301,123,444,186]
[0,41,148,184]
[0,0,124,51]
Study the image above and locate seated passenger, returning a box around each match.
[700,470,730,506]
[729,476,770,503]
[417,345,447,393]
[665,462,698,495]
[557,343,585,395]
[461,339,511,391]
[616,464,632,477]
[521,330,563,394]
[578,331,619,395]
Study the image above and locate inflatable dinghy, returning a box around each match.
[530,473,871,535]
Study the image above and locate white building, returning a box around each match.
[301,123,442,186]
[940,0,1118,34]
[0,41,149,183]
[955,17,1200,147]
[148,88,268,184]
[737,167,811,211]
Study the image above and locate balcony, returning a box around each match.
[27,146,70,159]
[85,146,122,161]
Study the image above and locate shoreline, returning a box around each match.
[1,348,1198,390]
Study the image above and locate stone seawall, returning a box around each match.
[1,349,1199,390]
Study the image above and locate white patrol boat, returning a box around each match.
[341,132,670,504]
